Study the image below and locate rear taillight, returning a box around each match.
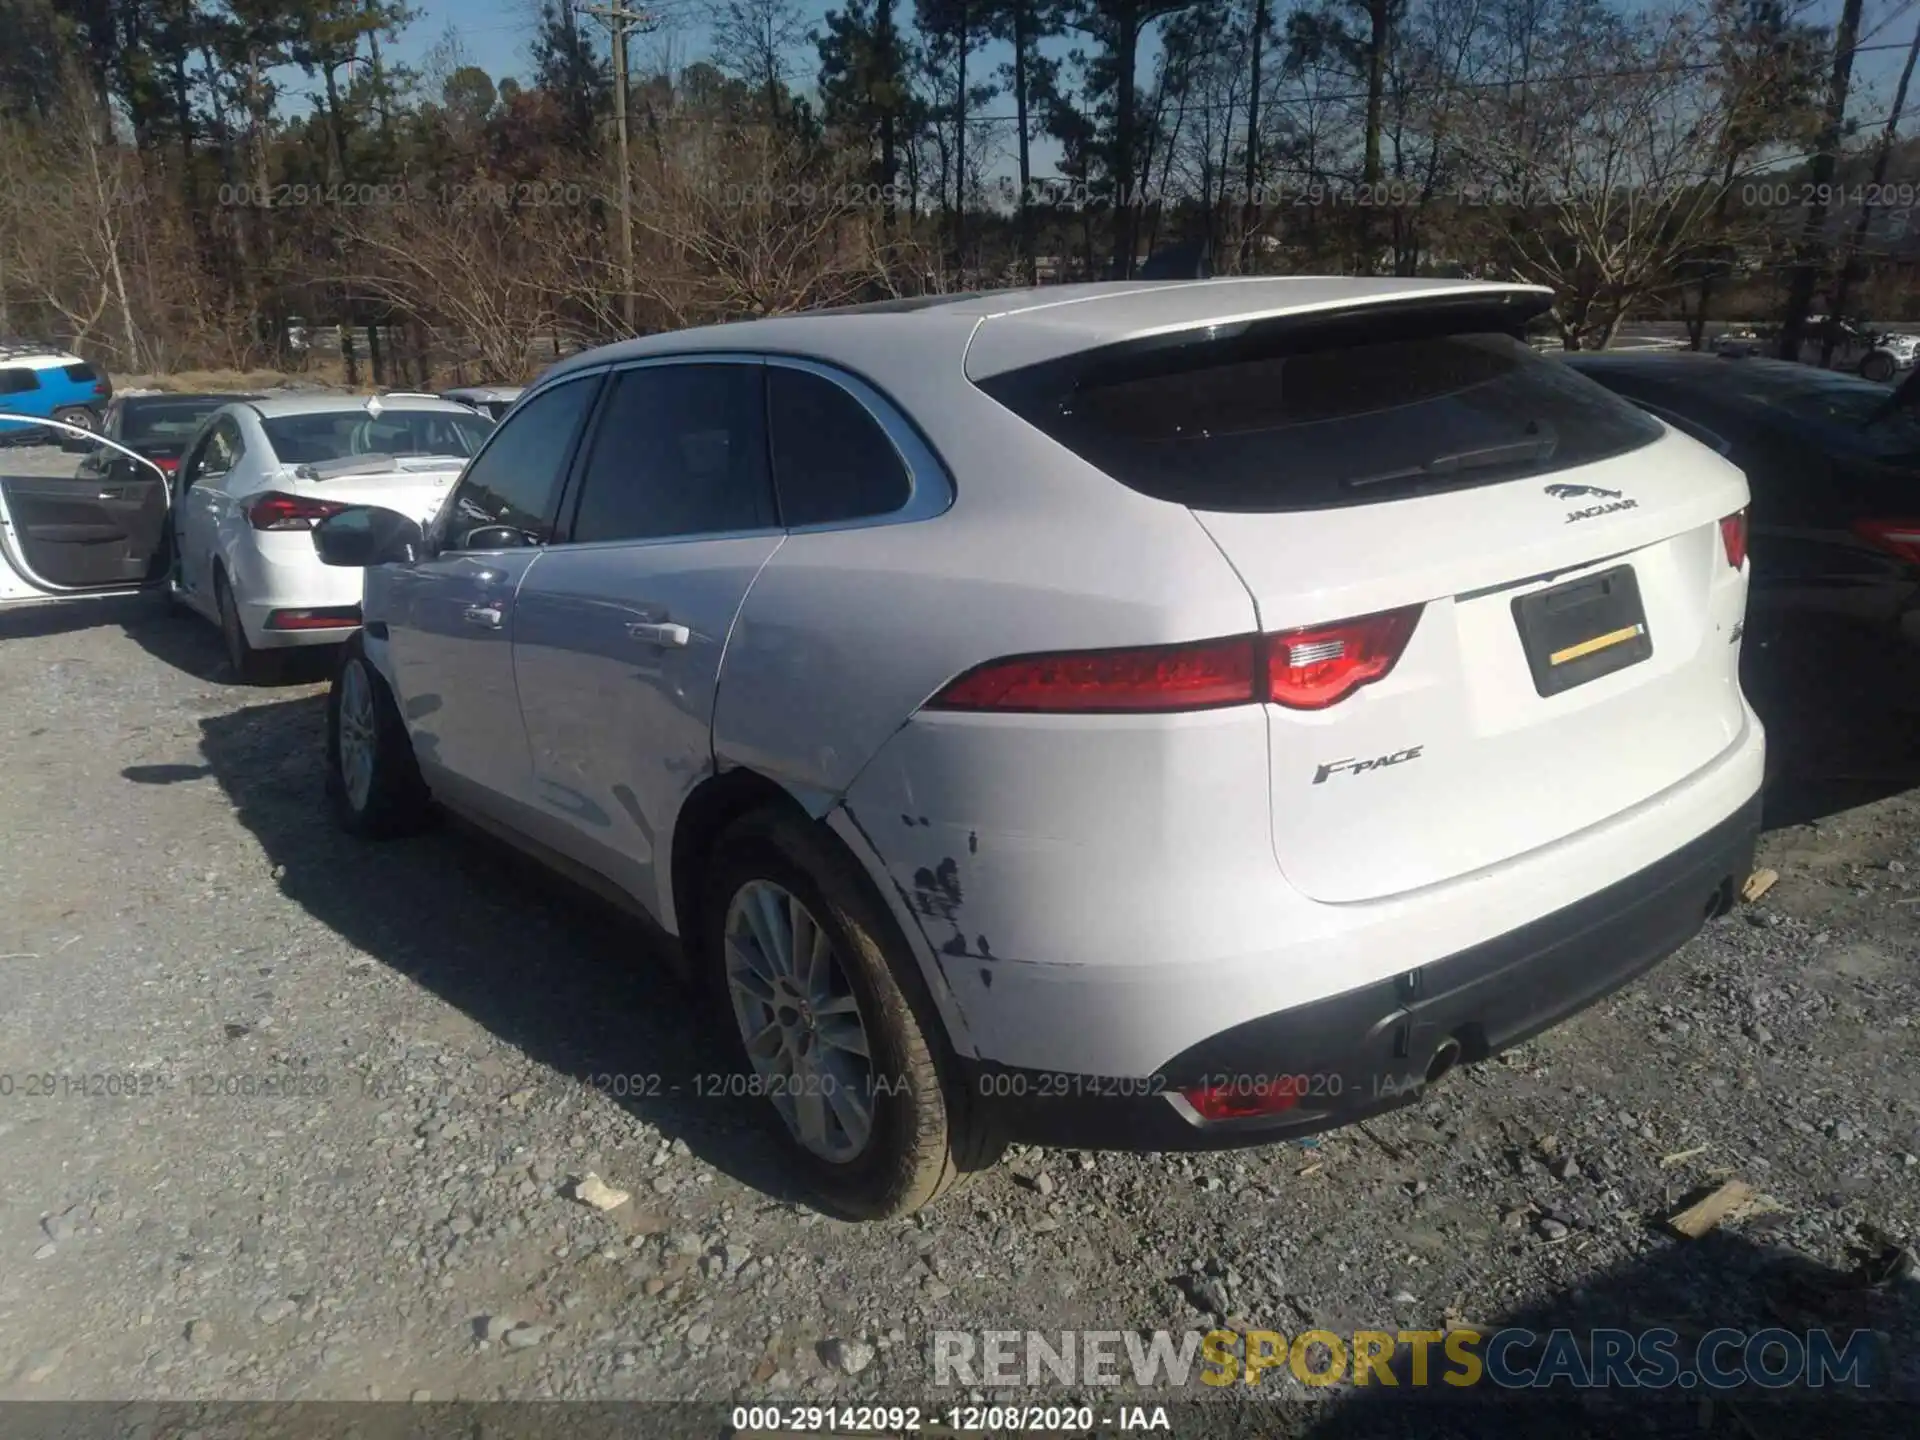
[155,458,178,474]
[249,491,348,531]
[1719,509,1749,569]
[1854,518,1920,568]
[926,605,1425,715]
[927,636,1257,713]
[1266,605,1422,711]
[1179,1081,1302,1123]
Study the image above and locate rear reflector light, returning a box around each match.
[926,605,1424,715]
[1179,1081,1303,1123]
[249,491,349,531]
[154,457,178,473]
[1719,509,1748,568]
[264,606,361,630]
[1266,605,1422,711]
[927,635,1257,713]
[1854,518,1920,568]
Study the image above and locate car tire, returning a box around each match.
[51,406,96,432]
[1861,351,1897,383]
[325,636,432,839]
[214,567,279,684]
[701,807,1001,1220]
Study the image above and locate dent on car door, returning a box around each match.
[509,360,784,922]
[0,413,172,594]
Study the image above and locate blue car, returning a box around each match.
[0,343,111,438]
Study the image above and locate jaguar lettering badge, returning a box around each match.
[1313,745,1425,784]
[1546,481,1637,523]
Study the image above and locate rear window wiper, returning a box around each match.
[1342,428,1559,491]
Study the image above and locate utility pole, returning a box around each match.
[1828,14,1920,360]
[1778,0,1865,366]
[584,2,651,333]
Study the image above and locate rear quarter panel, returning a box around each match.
[709,379,1259,804]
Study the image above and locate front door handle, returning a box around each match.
[626,621,690,647]
[462,604,504,629]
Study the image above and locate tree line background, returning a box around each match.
[2,0,1919,384]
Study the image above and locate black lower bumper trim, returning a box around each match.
[966,794,1762,1152]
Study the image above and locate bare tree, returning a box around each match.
[0,67,143,364]
[709,0,811,122]
[1456,4,1739,348]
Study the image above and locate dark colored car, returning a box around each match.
[67,392,262,479]
[1563,352,1920,641]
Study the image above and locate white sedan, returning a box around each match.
[169,394,493,680]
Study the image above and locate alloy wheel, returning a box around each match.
[723,879,876,1163]
[336,660,378,814]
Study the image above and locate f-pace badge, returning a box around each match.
[1313,745,1424,784]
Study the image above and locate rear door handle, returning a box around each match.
[462,604,503,628]
[626,621,690,647]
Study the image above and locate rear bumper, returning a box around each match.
[232,535,365,648]
[968,792,1761,1151]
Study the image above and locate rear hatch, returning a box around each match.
[977,294,1754,902]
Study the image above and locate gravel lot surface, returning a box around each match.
[0,578,1916,1432]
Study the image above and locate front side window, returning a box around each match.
[204,419,241,474]
[0,368,40,395]
[767,366,912,526]
[434,375,599,550]
[569,364,775,544]
[181,418,238,487]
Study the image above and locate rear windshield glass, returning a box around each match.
[124,399,228,449]
[977,328,1664,511]
[261,409,493,465]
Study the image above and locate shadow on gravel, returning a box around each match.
[1742,613,1920,831]
[175,692,810,1208]
[0,591,335,686]
[1293,1228,1917,1439]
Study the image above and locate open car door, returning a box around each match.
[0,412,172,601]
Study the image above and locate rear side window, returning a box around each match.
[977,325,1664,512]
[62,362,97,382]
[0,368,40,394]
[436,375,599,549]
[767,367,911,525]
[569,364,775,543]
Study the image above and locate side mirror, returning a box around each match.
[460,524,532,550]
[313,505,424,567]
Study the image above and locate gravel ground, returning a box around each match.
[0,588,1916,1432]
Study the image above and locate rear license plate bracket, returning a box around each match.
[1512,564,1652,697]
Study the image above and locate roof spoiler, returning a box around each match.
[980,288,1559,393]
